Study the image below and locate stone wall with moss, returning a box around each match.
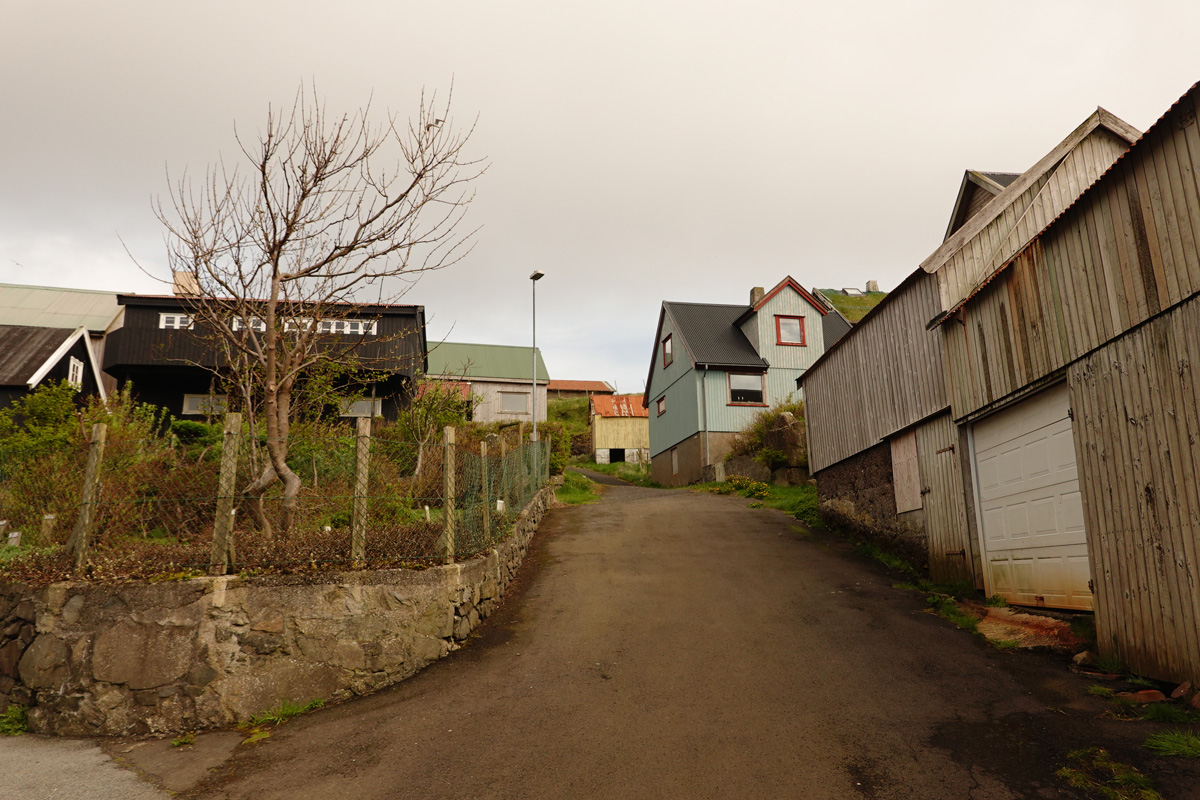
[0,485,553,736]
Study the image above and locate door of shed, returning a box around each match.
[970,382,1092,610]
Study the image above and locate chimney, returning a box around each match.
[750,286,765,306]
[865,280,879,293]
[173,271,200,297]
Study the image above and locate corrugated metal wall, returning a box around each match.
[1068,296,1200,682]
[805,271,948,472]
[915,413,973,585]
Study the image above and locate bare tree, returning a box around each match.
[398,370,480,481]
[156,85,483,534]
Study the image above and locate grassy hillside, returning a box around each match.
[819,290,887,323]
[548,397,592,458]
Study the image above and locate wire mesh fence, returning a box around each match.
[0,419,550,584]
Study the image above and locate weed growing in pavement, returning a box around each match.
[557,472,600,505]
[1144,730,1200,757]
[991,639,1021,650]
[983,594,1007,607]
[1088,685,1118,699]
[0,705,28,735]
[171,732,196,747]
[1057,747,1161,799]
[243,699,324,729]
[1139,704,1200,724]
[926,594,979,634]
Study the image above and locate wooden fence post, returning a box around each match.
[441,426,456,564]
[480,440,491,542]
[210,412,242,575]
[351,416,371,568]
[67,422,107,571]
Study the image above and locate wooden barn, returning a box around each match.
[591,393,649,464]
[802,107,1141,589]
[931,83,1200,684]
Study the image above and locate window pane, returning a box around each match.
[500,393,529,413]
[729,374,763,403]
[663,335,672,366]
[778,316,803,344]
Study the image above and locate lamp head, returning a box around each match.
[530,270,544,281]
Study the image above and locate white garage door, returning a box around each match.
[972,383,1092,610]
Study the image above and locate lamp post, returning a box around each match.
[530,270,544,483]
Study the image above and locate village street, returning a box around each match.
[141,474,1190,800]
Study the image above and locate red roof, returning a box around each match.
[549,379,614,393]
[591,394,649,418]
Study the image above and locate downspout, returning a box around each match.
[699,365,710,466]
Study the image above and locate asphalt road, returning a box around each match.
[176,477,1185,800]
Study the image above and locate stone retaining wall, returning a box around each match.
[0,485,553,736]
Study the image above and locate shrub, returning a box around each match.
[725,395,806,469]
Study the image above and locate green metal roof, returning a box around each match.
[0,283,122,333]
[427,341,549,382]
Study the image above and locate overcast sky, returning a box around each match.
[2,2,1199,394]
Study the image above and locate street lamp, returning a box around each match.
[530,270,544,484]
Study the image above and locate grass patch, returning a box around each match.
[758,483,821,529]
[1057,747,1161,799]
[1140,704,1200,724]
[991,639,1021,650]
[171,731,196,747]
[927,594,979,634]
[1088,685,1118,699]
[242,698,324,729]
[983,594,1007,607]
[855,540,918,576]
[557,472,600,505]
[578,460,656,487]
[0,705,28,735]
[1144,730,1200,757]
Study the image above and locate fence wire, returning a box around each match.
[0,426,550,583]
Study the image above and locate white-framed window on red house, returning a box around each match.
[656,396,666,416]
[662,334,673,368]
[727,373,766,405]
[776,315,806,346]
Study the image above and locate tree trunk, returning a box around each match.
[242,464,277,538]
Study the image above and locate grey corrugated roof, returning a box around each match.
[427,341,549,382]
[979,171,1021,188]
[664,302,766,369]
[0,284,121,333]
[0,325,75,387]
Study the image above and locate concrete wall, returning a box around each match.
[0,486,553,736]
[649,431,737,487]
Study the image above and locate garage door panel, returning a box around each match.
[974,383,1092,611]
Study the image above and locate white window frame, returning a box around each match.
[182,394,228,416]
[231,317,267,333]
[339,398,383,418]
[67,356,84,388]
[500,392,530,414]
[284,317,314,333]
[318,319,378,335]
[158,313,194,330]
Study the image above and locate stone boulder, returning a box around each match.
[763,412,807,468]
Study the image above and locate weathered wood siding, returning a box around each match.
[1068,296,1200,682]
[805,271,948,473]
[944,91,1200,420]
[928,121,1136,314]
[943,87,1200,682]
[914,413,973,585]
[592,415,649,450]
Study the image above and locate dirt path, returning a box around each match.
[183,481,1192,799]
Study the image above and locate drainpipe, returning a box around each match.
[699,366,710,466]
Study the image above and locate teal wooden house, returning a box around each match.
[642,276,837,486]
